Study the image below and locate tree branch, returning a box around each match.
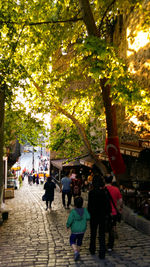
[98,0,117,34]
[7,24,25,67]
[0,17,83,26]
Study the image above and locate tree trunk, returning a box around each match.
[0,83,5,207]
[100,78,118,137]
[79,0,126,181]
[79,0,98,37]
[79,0,118,137]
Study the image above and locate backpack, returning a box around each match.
[73,185,80,195]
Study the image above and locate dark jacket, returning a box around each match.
[88,187,111,220]
[44,180,56,201]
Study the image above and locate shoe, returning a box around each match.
[45,207,48,211]
[66,206,70,209]
[107,248,113,252]
[74,251,80,261]
[63,205,66,209]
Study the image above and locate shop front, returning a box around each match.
[50,158,81,183]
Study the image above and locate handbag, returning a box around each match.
[42,194,46,201]
[116,211,122,223]
[105,188,122,223]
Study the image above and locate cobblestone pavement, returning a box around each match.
[0,178,150,267]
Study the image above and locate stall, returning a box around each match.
[50,158,81,182]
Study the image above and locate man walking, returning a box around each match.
[60,170,72,209]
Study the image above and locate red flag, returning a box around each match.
[105,136,126,174]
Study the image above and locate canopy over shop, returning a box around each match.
[50,158,81,181]
[50,154,101,182]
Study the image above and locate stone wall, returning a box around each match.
[112,2,150,181]
[126,1,150,90]
[113,1,150,142]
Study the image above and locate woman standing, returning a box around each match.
[44,176,56,210]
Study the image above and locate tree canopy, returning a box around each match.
[0,0,149,163]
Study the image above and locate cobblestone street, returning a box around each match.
[0,178,150,267]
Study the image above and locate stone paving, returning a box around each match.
[0,178,150,267]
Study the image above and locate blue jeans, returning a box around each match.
[70,233,84,246]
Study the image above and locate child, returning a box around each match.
[66,196,90,261]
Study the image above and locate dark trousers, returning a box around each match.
[108,215,117,249]
[89,217,105,258]
[62,190,72,207]
[46,200,52,208]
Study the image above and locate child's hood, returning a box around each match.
[74,208,84,217]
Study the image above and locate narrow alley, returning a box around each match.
[0,178,150,267]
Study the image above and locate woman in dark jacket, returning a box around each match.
[88,174,111,259]
[44,176,56,210]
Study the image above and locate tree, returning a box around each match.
[0,0,149,193]
[0,0,28,205]
[0,0,50,205]
[4,101,46,169]
[8,0,147,175]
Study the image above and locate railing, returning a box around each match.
[121,182,150,220]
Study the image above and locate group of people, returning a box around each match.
[43,166,123,261]
[28,172,40,185]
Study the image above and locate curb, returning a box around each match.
[122,205,150,235]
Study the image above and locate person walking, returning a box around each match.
[66,196,90,261]
[60,170,72,209]
[44,176,56,210]
[28,173,33,185]
[35,174,39,185]
[71,177,82,199]
[87,169,94,191]
[88,174,111,259]
[104,175,123,251]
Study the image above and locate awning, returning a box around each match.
[79,152,110,167]
[51,158,81,170]
[11,166,21,171]
[80,156,95,168]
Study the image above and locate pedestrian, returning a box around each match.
[88,174,111,259]
[35,174,39,185]
[87,169,94,191]
[71,177,82,199]
[44,176,56,210]
[60,170,72,209]
[28,173,33,185]
[32,173,36,184]
[66,196,90,261]
[104,175,123,251]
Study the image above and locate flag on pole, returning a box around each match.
[105,136,126,174]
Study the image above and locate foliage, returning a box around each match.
[0,0,149,159]
[48,117,84,158]
[4,101,46,151]
[0,0,52,154]
[75,36,143,105]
